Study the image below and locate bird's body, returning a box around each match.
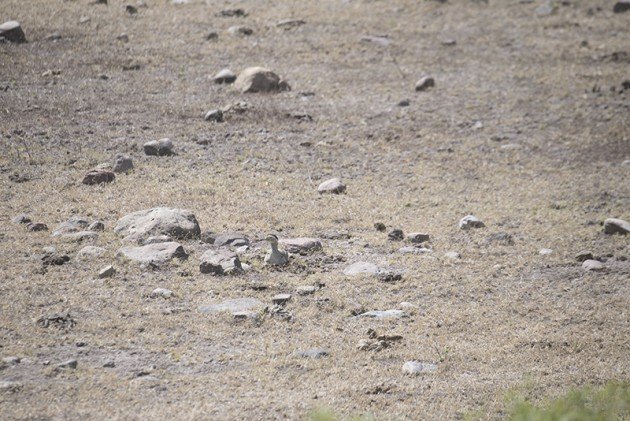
[264,234,289,266]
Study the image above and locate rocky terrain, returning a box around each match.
[1,0,629,419]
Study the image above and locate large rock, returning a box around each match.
[279,238,322,254]
[114,207,201,241]
[117,242,188,265]
[144,138,174,156]
[234,67,290,93]
[604,218,629,235]
[0,21,26,43]
[199,298,265,315]
[199,249,243,275]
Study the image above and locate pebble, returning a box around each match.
[57,359,78,369]
[82,169,115,185]
[582,259,604,272]
[575,250,593,262]
[12,214,31,224]
[374,222,386,232]
[272,294,292,305]
[113,154,133,173]
[535,1,556,16]
[44,32,62,41]
[296,349,329,359]
[0,381,22,392]
[539,248,553,255]
[296,285,317,295]
[318,178,346,194]
[359,310,407,319]
[143,138,174,156]
[397,99,410,107]
[2,356,21,365]
[603,218,629,235]
[234,67,290,93]
[388,229,404,241]
[205,31,218,41]
[228,26,253,36]
[459,215,485,230]
[212,68,236,84]
[0,21,26,43]
[98,265,116,278]
[150,288,173,299]
[27,223,48,232]
[614,1,630,13]
[407,232,429,243]
[402,361,438,375]
[415,76,435,91]
[444,251,461,260]
[103,360,115,368]
[204,109,224,122]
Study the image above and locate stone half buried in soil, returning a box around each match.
[279,238,323,254]
[402,361,438,375]
[603,218,629,235]
[317,178,346,194]
[199,298,266,315]
[114,207,201,242]
[0,21,26,43]
[117,242,188,266]
[234,67,290,93]
[199,249,243,275]
[143,138,174,156]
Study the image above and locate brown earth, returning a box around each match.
[1,0,629,419]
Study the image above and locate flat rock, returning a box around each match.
[575,250,593,262]
[234,67,290,93]
[98,265,116,278]
[402,361,438,375]
[415,76,435,91]
[214,233,249,247]
[57,359,78,369]
[344,261,380,276]
[360,310,407,319]
[0,21,26,43]
[199,249,243,275]
[212,68,236,84]
[83,169,115,185]
[604,218,630,235]
[113,154,133,173]
[279,238,322,254]
[407,232,430,243]
[52,216,90,236]
[539,248,553,255]
[76,246,106,260]
[444,251,461,260]
[272,294,291,305]
[228,26,253,36]
[143,235,173,245]
[199,298,265,315]
[114,207,200,241]
[144,138,174,156]
[296,349,329,359]
[117,242,188,265]
[318,178,346,194]
[459,215,485,230]
[150,288,173,299]
[296,285,318,295]
[61,231,98,242]
[582,259,604,272]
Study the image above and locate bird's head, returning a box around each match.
[265,233,279,244]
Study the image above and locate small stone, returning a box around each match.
[204,109,224,122]
[0,381,22,392]
[398,246,432,254]
[272,294,291,305]
[407,232,430,243]
[150,288,173,299]
[205,31,218,41]
[232,311,260,320]
[459,215,485,230]
[535,1,556,16]
[485,232,514,246]
[397,99,410,107]
[234,67,290,93]
[42,253,70,267]
[277,19,306,29]
[52,216,90,236]
[199,249,243,275]
[44,32,62,41]
[103,361,115,368]
[279,238,323,254]
[27,223,48,232]
[359,310,407,319]
[79,16,91,24]
[213,233,249,247]
[296,349,329,359]
[144,138,174,156]
[402,361,438,375]
[603,218,630,235]
[582,259,604,272]
[539,248,553,255]
[440,38,456,46]
[374,222,386,232]
[113,154,133,173]
[199,298,266,315]
[415,76,435,92]
[228,26,253,36]
[61,231,98,242]
[0,21,26,43]
[444,251,461,260]
[77,246,106,260]
[614,1,630,13]
[575,251,593,262]
[218,8,247,17]
[318,178,346,194]
[344,262,380,276]
[388,229,404,241]
[118,242,188,266]
[117,33,129,42]
[296,285,317,295]
[82,169,115,185]
[126,5,138,14]
[212,68,236,84]
[12,214,31,224]
[98,265,116,278]
[57,359,78,369]
[88,221,105,231]
[2,356,21,365]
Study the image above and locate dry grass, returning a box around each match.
[1,0,629,419]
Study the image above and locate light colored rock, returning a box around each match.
[199,249,242,275]
[604,218,630,235]
[88,221,105,231]
[318,178,346,194]
[399,246,432,254]
[272,294,291,305]
[98,265,115,278]
[117,242,188,265]
[344,262,380,276]
[52,216,90,236]
[296,285,317,295]
[0,21,26,43]
[459,215,485,230]
[76,246,106,260]
[113,154,133,173]
[212,68,236,84]
[12,214,31,224]
[407,232,430,243]
[150,288,173,299]
[444,251,461,260]
[2,356,20,365]
[204,109,223,122]
[0,381,22,392]
[296,349,329,358]
[214,233,249,247]
[114,207,200,241]
[61,231,98,242]
[279,238,323,254]
[415,76,435,91]
[228,25,253,36]
[234,67,290,93]
[199,298,266,315]
[582,259,604,272]
[144,138,174,156]
[539,248,553,255]
[359,310,407,319]
[402,361,438,375]
[143,235,173,245]
[57,359,77,369]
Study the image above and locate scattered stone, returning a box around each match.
[199,298,266,315]
[272,294,291,305]
[398,246,432,254]
[44,32,62,41]
[37,311,75,329]
[575,250,593,262]
[12,214,31,224]
[112,154,133,173]
[212,68,236,84]
[407,232,430,243]
[27,223,48,232]
[2,356,21,365]
[228,26,253,36]
[582,259,604,272]
[279,238,323,254]
[269,304,293,321]
[0,381,22,392]
[199,249,243,275]
[42,252,70,267]
[359,310,407,319]
[485,232,514,246]
[143,235,173,245]
[459,215,485,230]
[539,248,553,255]
[296,349,328,358]
[603,218,630,235]
[77,246,106,260]
[402,361,438,375]
[344,262,380,276]
[57,359,78,369]
[296,285,318,295]
[277,19,306,29]
[214,233,249,247]
[397,99,410,107]
[82,169,115,185]
[144,138,174,156]
[205,31,218,41]
[88,221,105,231]
[415,76,435,91]
[126,5,138,15]
[114,207,201,241]
[117,242,188,266]
[374,222,386,232]
[614,1,630,13]
[52,216,90,236]
[444,251,461,260]
[218,8,247,17]
[98,265,116,278]
[234,67,290,93]
[8,172,30,183]
[0,21,26,43]
[150,288,173,299]
[388,229,404,241]
[318,178,346,194]
[204,109,224,122]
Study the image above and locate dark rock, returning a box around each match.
[144,138,174,156]
[575,250,594,262]
[83,169,115,185]
[218,8,247,17]
[388,229,404,241]
[0,21,26,43]
[415,76,435,91]
[374,222,386,232]
[27,222,48,232]
[204,109,224,122]
[228,26,253,36]
[205,31,218,41]
[613,1,630,13]
[212,68,236,84]
[126,5,138,14]
[201,231,216,244]
[112,154,133,173]
[42,253,70,267]
[604,218,629,235]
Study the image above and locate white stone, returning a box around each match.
[318,178,346,194]
[459,215,485,230]
[402,361,438,375]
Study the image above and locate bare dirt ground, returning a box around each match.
[1,0,629,419]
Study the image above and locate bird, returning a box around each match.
[264,234,289,266]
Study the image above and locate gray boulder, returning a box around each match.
[279,238,322,254]
[214,233,249,247]
[52,216,90,236]
[144,138,174,156]
[117,242,188,265]
[114,207,200,242]
[604,218,629,235]
[234,67,290,93]
[113,154,134,173]
[199,249,243,275]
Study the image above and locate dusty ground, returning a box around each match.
[1,0,629,419]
